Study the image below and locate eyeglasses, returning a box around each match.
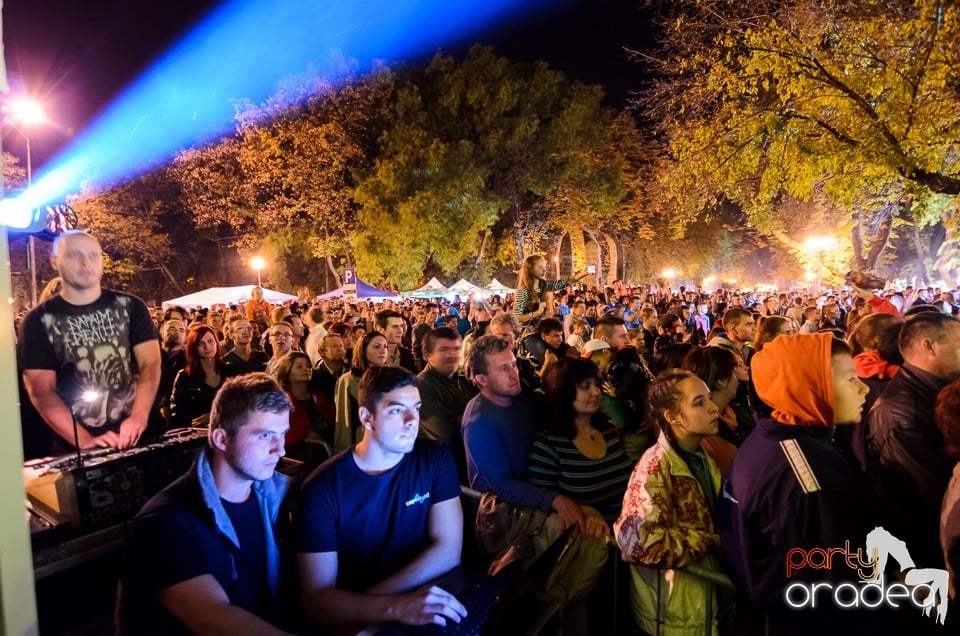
[271,333,293,339]
[234,327,252,333]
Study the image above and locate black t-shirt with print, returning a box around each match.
[19,289,157,435]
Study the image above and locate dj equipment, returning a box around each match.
[24,429,207,529]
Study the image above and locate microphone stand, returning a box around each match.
[70,410,84,468]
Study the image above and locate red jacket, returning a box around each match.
[285,389,335,446]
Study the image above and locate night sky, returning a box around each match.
[2,0,654,171]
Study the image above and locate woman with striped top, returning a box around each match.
[528,356,634,539]
[515,254,591,329]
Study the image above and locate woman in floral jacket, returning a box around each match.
[614,369,725,636]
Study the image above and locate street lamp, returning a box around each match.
[250,256,266,287]
[6,98,48,307]
[803,235,838,295]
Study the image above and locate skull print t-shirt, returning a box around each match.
[19,290,158,435]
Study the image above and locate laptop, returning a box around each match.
[369,527,575,635]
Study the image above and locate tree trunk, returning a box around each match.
[567,227,587,278]
[324,255,337,291]
[911,215,929,287]
[867,208,893,274]
[476,231,488,266]
[852,204,895,274]
[935,208,959,289]
[322,227,342,288]
[852,208,867,271]
[157,263,185,295]
[515,227,525,263]
[603,232,620,283]
[422,252,433,279]
[582,228,603,285]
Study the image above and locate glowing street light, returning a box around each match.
[662,268,676,279]
[9,99,47,128]
[5,97,48,307]
[803,235,838,295]
[250,256,266,287]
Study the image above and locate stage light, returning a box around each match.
[25,0,550,209]
[0,199,35,229]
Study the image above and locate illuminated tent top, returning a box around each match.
[162,285,297,309]
[446,278,486,296]
[403,277,448,298]
[486,278,515,294]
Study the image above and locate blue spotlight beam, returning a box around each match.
[19,0,553,210]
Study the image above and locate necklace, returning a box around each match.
[576,427,606,460]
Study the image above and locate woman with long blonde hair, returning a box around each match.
[514,255,589,328]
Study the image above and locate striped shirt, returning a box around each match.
[528,424,634,522]
[514,280,570,323]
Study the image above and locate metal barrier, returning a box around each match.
[645,560,736,636]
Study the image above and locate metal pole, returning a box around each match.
[26,134,38,308]
[257,269,262,287]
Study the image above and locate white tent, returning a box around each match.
[446,278,486,296]
[162,285,297,309]
[403,277,448,298]
[486,278,515,295]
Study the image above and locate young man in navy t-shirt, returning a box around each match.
[296,365,467,629]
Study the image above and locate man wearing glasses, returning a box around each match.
[223,318,269,375]
[157,319,188,424]
[265,323,296,377]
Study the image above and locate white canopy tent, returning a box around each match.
[403,277,448,298]
[485,278,515,295]
[162,285,297,309]
[446,278,486,297]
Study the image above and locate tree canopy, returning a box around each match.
[352,46,632,288]
[640,0,960,284]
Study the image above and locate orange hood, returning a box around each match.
[752,332,834,426]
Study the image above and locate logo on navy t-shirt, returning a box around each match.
[405,492,430,507]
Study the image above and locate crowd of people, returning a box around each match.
[15,236,960,634]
